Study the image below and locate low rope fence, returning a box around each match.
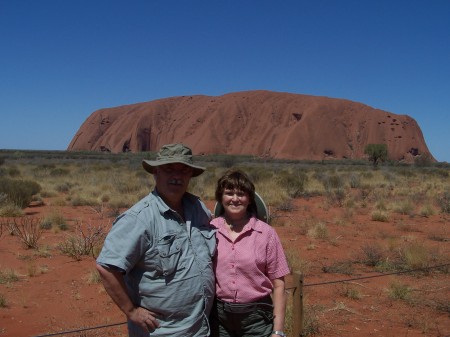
[31,263,449,337]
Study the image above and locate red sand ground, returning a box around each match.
[0,197,448,337]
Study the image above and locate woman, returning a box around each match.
[210,169,290,337]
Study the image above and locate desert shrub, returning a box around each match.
[39,219,52,230]
[321,173,345,192]
[55,182,74,193]
[284,247,310,274]
[49,168,70,176]
[393,200,415,216]
[0,269,19,284]
[278,170,309,198]
[375,200,388,211]
[396,168,415,177]
[302,304,322,336]
[414,153,433,167]
[348,172,361,188]
[275,198,295,212]
[307,222,328,239]
[9,217,43,249]
[40,212,66,230]
[0,203,23,217]
[245,166,274,184]
[322,260,353,275]
[0,192,7,206]
[0,293,6,308]
[108,196,135,211]
[399,241,433,271]
[69,195,98,207]
[419,204,434,218]
[7,166,21,177]
[341,285,362,300]
[326,188,347,207]
[58,221,107,260]
[436,191,450,214]
[87,269,102,284]
[361,243,385,267]
[388,281,412,301]
[378,241,440,274]
[357,185,372,203]
[371,210,389,222]
[0,177,41,208]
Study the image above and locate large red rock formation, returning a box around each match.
[68,90,433,161]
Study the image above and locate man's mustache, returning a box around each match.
[168,179,183,185]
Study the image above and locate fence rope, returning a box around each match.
[31,321,127,337]
[303,262,450,287]
[31,263,449,337]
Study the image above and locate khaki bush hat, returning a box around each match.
[213,192,270,223]
[142,143,206,177]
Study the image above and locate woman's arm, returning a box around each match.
[271,277,287,335]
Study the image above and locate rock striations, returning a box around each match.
[68,90,433,162]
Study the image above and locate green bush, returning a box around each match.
[0,177,41,208]
[364,144,388,166]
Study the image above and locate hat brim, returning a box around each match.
[142,159,205,177]
[213,192,269,223]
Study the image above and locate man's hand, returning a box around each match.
[128,306,160,333]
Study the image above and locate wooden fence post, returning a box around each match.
[291,271,304,337]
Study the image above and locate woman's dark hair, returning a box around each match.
[215,169,257,215]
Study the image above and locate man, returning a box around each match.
[96,143,216,337]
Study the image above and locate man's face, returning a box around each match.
[154,163,193,202]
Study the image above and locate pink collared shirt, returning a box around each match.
[211,216,290,303]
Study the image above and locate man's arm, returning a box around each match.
[96,263,160,332]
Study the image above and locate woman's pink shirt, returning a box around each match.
[211,216,290,303]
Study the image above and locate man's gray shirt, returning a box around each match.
[97,191,216,337]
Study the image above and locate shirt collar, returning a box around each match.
[215,214,262,233]
[151,189,195,218]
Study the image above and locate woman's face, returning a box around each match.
[221,188,250,219]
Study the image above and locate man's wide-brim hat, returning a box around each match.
[213,192,270,223]
[142,143,206,177]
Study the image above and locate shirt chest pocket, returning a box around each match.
[199,228,217,257]
[157,233,186,276]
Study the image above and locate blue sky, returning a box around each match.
[1,1,449,162]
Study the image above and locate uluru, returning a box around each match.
[68,90,434,162]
